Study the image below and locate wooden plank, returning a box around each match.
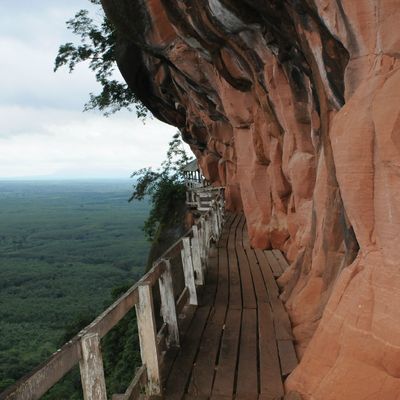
[0,339,81,400]
[264,251,283,277]
[270,297,293,341]
[197,222,206,266]
[212,308,241,397]
[140,261,166,287]
[228,215,242,310]
[187,216,237,396]
[254,249,280,299]
[75,259,162,340]
[181,238,198,305]
[111,365,147,400]
[85,280,140,339]
[258,303,284,399]
[277,340,298,377]
[237,395,259,400]
[218,213,235,244]
[192,226,204,285]
[236,216,256,309]
[258,396,283,400]
[164,306,211,400]
[238,218,269,304]
[78,252,164,341]
[236,246,256,309]
[161,225,195,260]
[187,304,227,397]
[204,216,212,255]
[161,305,197,384]
[214,202,222,239]
[136,283,161,395]
[272,250,290,272]
[176,287,189,315]
[157,322,168,356]
[209,202,218,241]
[200,246,219,307]
[214,215,235,308]
[79,333,107,400]
[159,260,180,347]
[236,309,258,398]
[234,213,245,245]
[245,249,269,303]
[125,365,147,400]
[215,246,229,309]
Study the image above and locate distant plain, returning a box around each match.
[0,180,150,391]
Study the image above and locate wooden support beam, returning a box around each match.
[214,202,221,238]
[158,259,180,347]
[111,365,147,400]
[79,333,107,400]
[174,287,188,312]
[181,238,198,305]
[210,203,217,240]
[191,226,204,285]
[204,217,211,250]
[135,283,161,395]
[197,222,206,269]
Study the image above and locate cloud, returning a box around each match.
[0,106,178,178]
[0,37,97,110]
[0,1,183,179]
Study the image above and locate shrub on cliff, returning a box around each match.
[130,132,191,242]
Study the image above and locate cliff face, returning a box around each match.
[101,1,400,398]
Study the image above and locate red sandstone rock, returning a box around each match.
[101,0,400,398]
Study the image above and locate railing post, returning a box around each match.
[181,237,198,305]
[209,204,214,240]
[79,333,107,400]
[136,283,161,395]
[198,217,206,266]
[158,259,180,347]
[196,191,201,210]
[216,203,221,237]
[212,201,219,239]
[203,216,211,257]
[191,226,204,285]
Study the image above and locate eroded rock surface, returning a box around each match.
[100,1,400,398]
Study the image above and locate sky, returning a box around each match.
[0,0,178,179]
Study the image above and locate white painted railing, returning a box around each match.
[0,188,225,400]
[186,186,222,212]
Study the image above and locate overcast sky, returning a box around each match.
[0,0,178,179]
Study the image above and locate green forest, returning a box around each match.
[0,180,150,397]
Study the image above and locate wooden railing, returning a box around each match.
[0,189,225,400]
[186,186,220,211]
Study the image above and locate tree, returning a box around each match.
[130,132,192,241]
[55,2,193,243]
[54,0,147,118]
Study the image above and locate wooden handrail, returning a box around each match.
[0,188,225,400]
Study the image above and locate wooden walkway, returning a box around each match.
[161,213,297,400]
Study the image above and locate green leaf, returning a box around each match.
[54,3,149,119]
